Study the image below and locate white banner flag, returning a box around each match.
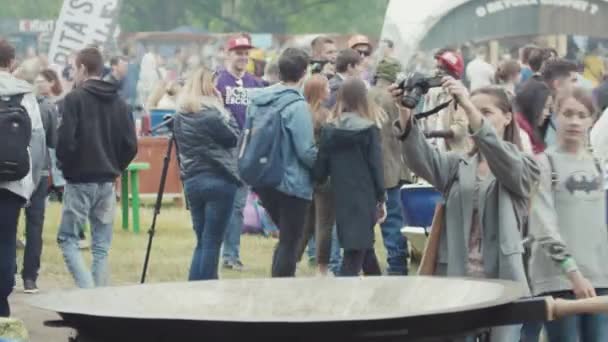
[48,0,121,65]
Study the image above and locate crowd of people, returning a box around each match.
[0,31,607,342]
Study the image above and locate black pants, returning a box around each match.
[0,189,25,317]
[256,188,310,278]
[22,177,47,282]
[340,249,381,277]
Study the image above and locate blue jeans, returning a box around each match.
[306,236,316,261]
[0,190,24,317]
[222,186,247,262]
[520,321,543,342]
[328,226,342,275]
[305,230,340,266]
[184,173,237,281]
[545,289,608,342]
[57,183,116,288]
[380,187,409,275]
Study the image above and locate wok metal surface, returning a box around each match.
[30,277,535,341]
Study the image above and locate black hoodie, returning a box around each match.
[57,79,137,183]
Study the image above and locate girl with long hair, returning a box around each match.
[314,78,386,277]
[394,79,540,341]
[173,68,241,280]
[515,80,553,154]
[296,74,335,275]
[35,69,63,99]
[529,88,608,341]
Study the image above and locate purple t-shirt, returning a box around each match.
[216,69,264,129]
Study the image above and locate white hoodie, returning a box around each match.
[0,71,46,201]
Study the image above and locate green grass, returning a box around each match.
[16,202,398,287]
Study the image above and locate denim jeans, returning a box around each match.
[545,289,608,342]
[22,177,48,282]
[57,183,116,288]
[49,149,66,188]
[520,322,542,342]
[0,190,25,317]
[380,187,409,275]
[305,232,341,266]
[306,236,315,261]
[328,226,342,275]
[222,186,247,262]
[184,173,237,281]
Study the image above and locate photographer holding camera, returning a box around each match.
[419,49,471,153]
[391,79,540,341]
[310,36,338,79]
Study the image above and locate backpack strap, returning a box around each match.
[277,96,305,114]
[546,153,559,191]
[2,93,25,108]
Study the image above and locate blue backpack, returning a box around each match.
[237,96,303,188]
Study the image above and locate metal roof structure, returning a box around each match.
[381,0,608,64]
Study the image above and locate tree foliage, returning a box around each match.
[0,0,389,36]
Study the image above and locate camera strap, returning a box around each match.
[414,100,453,120]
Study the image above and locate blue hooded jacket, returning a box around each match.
[248,84,317,200]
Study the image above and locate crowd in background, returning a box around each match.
[0,30,608,342]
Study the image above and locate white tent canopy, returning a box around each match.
[380,0,471,65]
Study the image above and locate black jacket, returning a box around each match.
[173,100,241,185]
[314,113,385,250]
[57,79,137,183]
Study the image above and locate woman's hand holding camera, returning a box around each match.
[387,84,412,129]
[441,77,473,111]
[441,76,483,131]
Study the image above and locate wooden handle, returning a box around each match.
[547,296,608,320]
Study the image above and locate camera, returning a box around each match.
[397,72,445,109]
[310,60,331,74]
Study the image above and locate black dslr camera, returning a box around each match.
[397,72,445,109]
[310,60,331,74]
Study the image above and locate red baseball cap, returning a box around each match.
[226,35,254,51]
[435,51,464,79]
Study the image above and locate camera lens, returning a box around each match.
[401,87,423,109]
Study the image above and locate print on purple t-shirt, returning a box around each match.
[215,69,264,129]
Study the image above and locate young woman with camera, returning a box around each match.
[392,78,540,341]
[173,68,241,281]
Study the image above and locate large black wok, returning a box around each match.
[28,277,608,341]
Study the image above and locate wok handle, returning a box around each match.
[547,296,608,320]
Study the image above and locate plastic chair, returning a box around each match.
[399,184,442,238]
[149,109,176,135]
[121,162,151,233]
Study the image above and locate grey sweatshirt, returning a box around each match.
[529,147,608,295]
[0,71,46,201]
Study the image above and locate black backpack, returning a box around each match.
[0,94,31,181]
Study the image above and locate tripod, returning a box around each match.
[140,117,181,284]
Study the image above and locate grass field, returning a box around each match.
[15,201,397,288]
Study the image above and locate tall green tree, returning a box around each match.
[0,0,389,36]
[0,0,62,19]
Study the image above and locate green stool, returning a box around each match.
[121,162,150,234]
